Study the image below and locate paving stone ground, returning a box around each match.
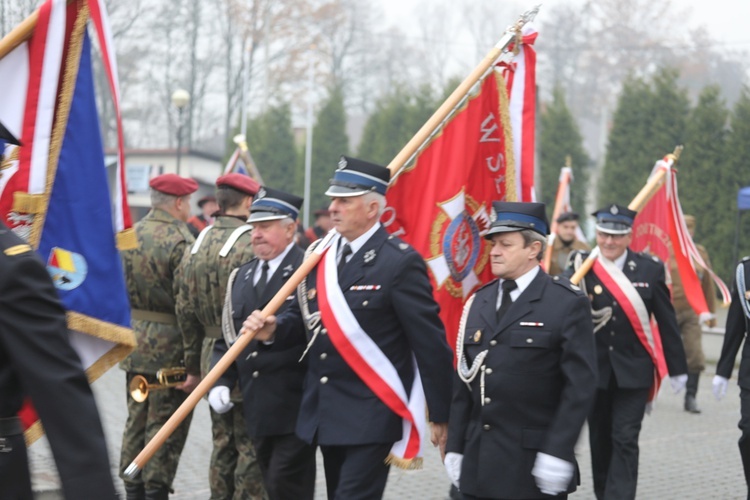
[29,314,748,499]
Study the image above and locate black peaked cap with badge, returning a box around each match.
[556,211,580,224]
[325,156,390,197]
[485,201,549,239]
[592,204,637,235]
[248,186,303,223]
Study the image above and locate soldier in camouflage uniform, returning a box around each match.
[119,174,201,500]
[176,173,265,500]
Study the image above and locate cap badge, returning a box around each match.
[489,207,497,223]
[256,187,266,200]
[337,157,347,170]
[610,205,619,215]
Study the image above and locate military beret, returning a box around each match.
[197,195,216,208]
[149,174,198,196]
[486,201,549,238]
[556,211,579,224]
[216,173,260,196]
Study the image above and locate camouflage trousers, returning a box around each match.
[202,338,266,500]
[119,372,193,492]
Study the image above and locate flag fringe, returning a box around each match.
[116,227,137,250]
[11,192,46,213]
[67,311,136,346]
[384,454,423,470]
[494,68,517,201]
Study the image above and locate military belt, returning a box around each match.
[131,309,177,325]
[204,325,223,339]
[0,416,22,437]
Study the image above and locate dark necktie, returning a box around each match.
[256,261,269,297]
[496,279,518,324]
[338,243,352,275]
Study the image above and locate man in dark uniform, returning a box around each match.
[119,174,200,500]
[208,187,315,500]
[548,211,590,276]
[177,173,263,500]
[713,257,750,496]
[245,156,454,500]
[445,201,597,499]
[572,204,688,500]
[0,219,117,500]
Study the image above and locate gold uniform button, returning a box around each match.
[484,397,491,404]
[321,328,328,335]
[320,353,328,360]
[485,368,493,375]
[320,376,329,384]
[362,300,369,306]
[526,338,533,344]
[489,340,498,346]
[252,371,259,378]
[609,346,614,351]
[483,424,491,431]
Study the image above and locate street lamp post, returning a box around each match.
[171,89,190,175]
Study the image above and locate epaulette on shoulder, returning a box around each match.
[386,234,412,252]
[4,244,32,257]
[550,274,584,295]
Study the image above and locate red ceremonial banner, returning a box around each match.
[383,70,516,353]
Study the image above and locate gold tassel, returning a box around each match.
[384,454,424,470]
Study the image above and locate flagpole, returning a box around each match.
[124,230,337,478]
[0,8,39,59]
[542,159,572,271]
[303,44,315,229]
[569,146,683,285]
[385,4,540,176]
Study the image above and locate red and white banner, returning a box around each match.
[317,239,426,466]
[383,70,516,353]
[592,256,667,402]
[499,25,537,202]
[631,159,730,313]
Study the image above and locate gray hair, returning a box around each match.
[150,189,178,209]
[362,191,386,217]
[520,229,547,262]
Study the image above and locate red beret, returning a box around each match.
[216,173,260,196]
[149,174,199,196]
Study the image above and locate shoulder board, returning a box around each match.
[550,274,584,294]
[386,235,412,252]
[4,244,32,256]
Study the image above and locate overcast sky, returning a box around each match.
[381,0,750,50]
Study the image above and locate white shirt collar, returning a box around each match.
[497,265,540,308]
[339,222,381,259]
[613,249,628,270]
[254,241,296,285]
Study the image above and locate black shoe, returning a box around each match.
[684,394,701,414]
[449,484,462,500]
[124,482,145,500]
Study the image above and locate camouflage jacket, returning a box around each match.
[119,208,195,374]
[176,215,254,375]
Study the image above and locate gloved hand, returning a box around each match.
[669,374,688,394]
[532,452,573,496]
[208,386,234,414]
[444,452,462,489]
[699,312,716,327]
[713,375,729,401]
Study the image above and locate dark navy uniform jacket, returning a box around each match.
[212,244,305,438]
[447,269,597,499]
[0,221,116,499]
[717,258,750,389]
[576,249,687,389]
[273,226,454,446]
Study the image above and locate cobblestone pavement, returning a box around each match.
[30,328,749,499]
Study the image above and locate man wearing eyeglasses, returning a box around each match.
[569,204,688,500]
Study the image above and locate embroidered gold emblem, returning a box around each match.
[473,330,482,342]
[594,285,603,295]
[307,288,317,300]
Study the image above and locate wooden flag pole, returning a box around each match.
[385,4,540,175]
[542,159,573,271]
[569,146,683,285]
[124,231,336,477]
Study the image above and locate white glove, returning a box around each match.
[669,374,688,394]
[208,386,234,414]
[713,375,729,401]
[699,312,716,325]
[444,452,462,489]
[532,452,574,496]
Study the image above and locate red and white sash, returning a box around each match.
[316,240,426,468]
[592,255,668,401]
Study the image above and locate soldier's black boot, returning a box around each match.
[124,482,145,500]
[144,485,169,500]
[684,372,701,414]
